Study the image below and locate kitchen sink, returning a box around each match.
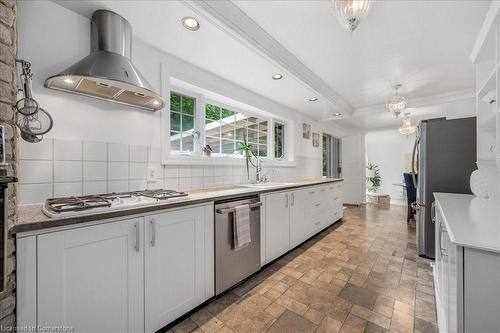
[239,182,296,189]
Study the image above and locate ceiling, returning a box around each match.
[55,0,489,131]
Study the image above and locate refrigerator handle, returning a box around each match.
[411,127,419,187]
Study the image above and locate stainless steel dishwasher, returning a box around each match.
[215,195,261,295]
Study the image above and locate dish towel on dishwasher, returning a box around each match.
[234,204,251,250]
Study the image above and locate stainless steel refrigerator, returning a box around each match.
[413,117,476,259]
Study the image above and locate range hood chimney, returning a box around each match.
[45,10,164,111]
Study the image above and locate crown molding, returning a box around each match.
[185,0,353,115]
[351,88,475,117]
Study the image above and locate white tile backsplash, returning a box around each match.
[19,160,53,183]
[83,181,107,195]
[18,138,321,204]
[54,182,83,197]
[83,141,107,161]
[108,143,129,161]
[129,179,148,191]
[129,162,147,180]
[107,180,129,193]
[130,145,148,162]
[54,161,82,182]
[54,139,82,161]
[19,138,53,160]
[108,162,129,180]
[83,161,107,181]
[18,183,53,204]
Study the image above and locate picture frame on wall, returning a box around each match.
[312,132,320,147]
[303,123,311,139]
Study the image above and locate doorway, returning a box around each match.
[323,134,342,178]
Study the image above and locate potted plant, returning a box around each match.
[366,163,381,192]
[239,139,256,180]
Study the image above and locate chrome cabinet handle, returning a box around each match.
[150,218,156,247]
[285,194,289,208]
[134,222,140,252]
[291,193,295,206]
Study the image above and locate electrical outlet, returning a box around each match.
[147,166,157,182]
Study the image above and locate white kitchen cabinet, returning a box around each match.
[265,191,291,263]
[264,182,344,264]
[434,195,500,333]
[289,189,310,248]
[37,217,145,333]
[144,205,214,333]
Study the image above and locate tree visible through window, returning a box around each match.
[170,92,195,152]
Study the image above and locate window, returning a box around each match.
[323,134,342,177]
[204,103,268,157]
[170,92,196,152]
[274,122,285,159]
[168,88,289,161]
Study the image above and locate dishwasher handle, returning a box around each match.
[216,202,262,214]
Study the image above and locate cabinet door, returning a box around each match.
[265,191,291,263]
[37,218,144,333]
[290,189,310,248]
[145,206,212,332]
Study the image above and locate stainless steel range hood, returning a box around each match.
[45,10,164,111]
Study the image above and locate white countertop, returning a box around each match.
[434,193,500,253]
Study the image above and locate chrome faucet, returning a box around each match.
[255,158,268,183]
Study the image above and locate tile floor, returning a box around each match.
[169,204,437,333]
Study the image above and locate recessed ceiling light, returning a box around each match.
[152,100,160,106]
[63,78,74,84]
[272,74,283,80]
[309,97,318,101]
[182,17,200,31]
[333,112,342,116]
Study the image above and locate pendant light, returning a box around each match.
[386,83,408,118]
[398,113,417,136]
[331,0,372,33]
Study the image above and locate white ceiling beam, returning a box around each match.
[185,0,353,116]
[351,89,475,118]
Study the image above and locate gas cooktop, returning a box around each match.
[42,189,189,218]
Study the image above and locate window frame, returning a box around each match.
[164,86,293,166]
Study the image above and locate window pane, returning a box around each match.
[258,131,267,145]
[248,129,258,143]
[274,122,284,159]
[205,104,220,120]
[221,108,235,121]
[182,96,195,115]
[182,114,194,132]
[206,136,220,154]
[170,131,181,151]
[221,122,235,139]
[170,112,181,131]
[247,117,258,130]
[258,120,268,132]
[182,134,193,152]
[258,144,267,157]
[235,119,247,141]
[170,92,180,112]
[221,140,235,154]
[205,119,221,137]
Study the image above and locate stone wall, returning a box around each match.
[0,0,17,329]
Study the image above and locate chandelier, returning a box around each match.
[331,0,372,33]
[398,113,417,136]
[386,83,408,118]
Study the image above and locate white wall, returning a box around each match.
[16,1,355,203]
[365,129,415,205]
[342,134,365,205]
